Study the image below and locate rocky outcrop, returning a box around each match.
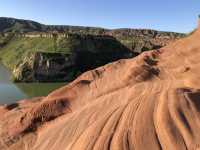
[13,54,35,82]
[12,35,133,82]
[0,27,200,150]
[13,52,81,82]
[108,29,185,53]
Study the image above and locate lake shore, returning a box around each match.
[0,63,65,104]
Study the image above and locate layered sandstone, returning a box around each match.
[0,27,200,150]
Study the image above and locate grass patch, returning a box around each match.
[0,36,73,69]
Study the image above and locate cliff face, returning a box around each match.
[13,52,80,82]
[109,29,184,53]
[0,27,200,150]
[12,35,132,82]
[0,17,185,52]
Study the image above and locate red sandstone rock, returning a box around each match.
[0,28,200,150]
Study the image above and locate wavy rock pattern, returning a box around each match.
[0,29,200,150]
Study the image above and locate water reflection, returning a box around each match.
[0,63,66,104]
[16,83,66,98]
[0,83,27,104]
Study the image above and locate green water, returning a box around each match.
[0,63,66,104]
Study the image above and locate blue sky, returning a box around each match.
[0,0,199,33]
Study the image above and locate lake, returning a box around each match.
[0,63,66,104]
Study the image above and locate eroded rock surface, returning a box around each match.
[0,28,200,150]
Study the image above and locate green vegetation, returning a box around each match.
[0,35,76,70]
[16,83,66,97]
[0,33,133,82]
[0,33,128,73]
[0,37,54,69]
[0,17,106,34]
[0,32,14,47]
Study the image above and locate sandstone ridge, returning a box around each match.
[0,27,200,150]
